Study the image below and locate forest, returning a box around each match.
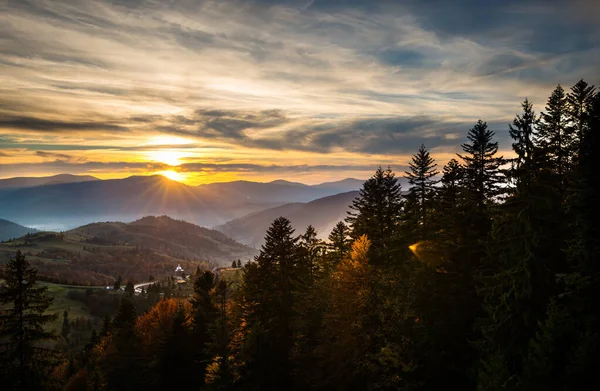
[1,79,599,390]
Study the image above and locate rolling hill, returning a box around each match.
[0,215,258,285]
[216,191,359,247]
[0,218,38,242]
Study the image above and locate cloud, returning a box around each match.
[33,150,91,164]
[0,0,598,180]
[0,159,380,176]
[0,116,128,133]
[146,109,495,154]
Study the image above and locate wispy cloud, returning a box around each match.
[1,0,598,182]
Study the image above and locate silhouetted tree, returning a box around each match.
[327,221,352,266]
[235,217,300,390]
[0,250,58,390]
[347,166,404,267]
[404,144,439,239]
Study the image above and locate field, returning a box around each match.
[42,282,107,333]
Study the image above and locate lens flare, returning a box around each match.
[408,240,444,266]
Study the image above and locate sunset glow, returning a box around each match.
[0,0,598,184]
[158,170,187,183]
[147,150,187,167]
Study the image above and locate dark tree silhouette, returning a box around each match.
[0,250,57,390]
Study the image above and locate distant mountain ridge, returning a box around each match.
[216,191,359,247]
[0,174,366,230]
[0,219,38,242]
[0,174,98,189]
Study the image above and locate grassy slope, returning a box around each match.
[43,283,98,333]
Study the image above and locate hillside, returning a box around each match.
[217,191,359,247]
[69,216,256,261]
[0,218,38,241]
[0,216,257,285]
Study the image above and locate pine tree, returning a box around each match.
[205,280,234,390]
[0,250,58,390]
[509,98,539,178]
[298,225,324,285]
[327,221,352,266]
[404,144,439,239]
[537,85,571,193]
[458,120,504,212]
[235,217,300,390]
[346,166,404,267]
[190,270,217,388]
[566,79,596,162]
[436,158,466,256]
[100,297,147,390]
[155,303,194,390]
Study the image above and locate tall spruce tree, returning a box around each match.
[298,225,324,286]
[537,85,571,193]
[99,296,148,390]
[236,217,300,390]
[327,221,352,266]
[346,166,404,267]
[509,98,539,177]
[0,250,57,390]
[190,270,217,388]
[458,120,504,213]
[204,279,233,390]
[404,144,439,240]
[436,158,466,257]
[566,79,596,163]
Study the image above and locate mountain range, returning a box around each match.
[0,174,365,231]
[0,174,98,189]
[217,191,359,248]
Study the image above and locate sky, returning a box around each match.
[0,0,599,185]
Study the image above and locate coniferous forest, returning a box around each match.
[1,80,599,390]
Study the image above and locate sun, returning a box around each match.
[158,170,186,182]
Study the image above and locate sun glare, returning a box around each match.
[147,150,187,166]
[158,170,186,182]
